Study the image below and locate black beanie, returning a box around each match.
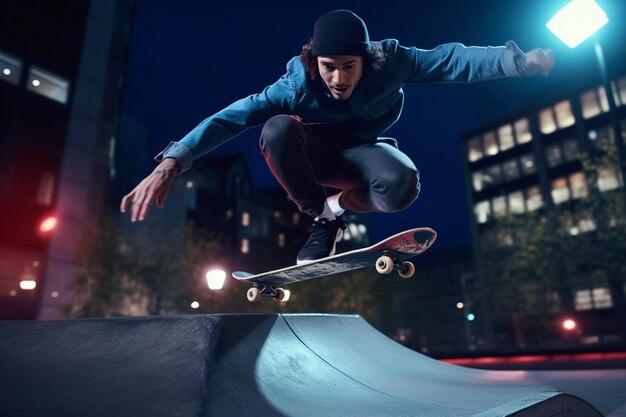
[311,10,370,56]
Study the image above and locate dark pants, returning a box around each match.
[259,115,420,218]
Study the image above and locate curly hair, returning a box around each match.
[299,39,387,80]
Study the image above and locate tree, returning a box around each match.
[475,147,626,349]
[68,215,229,317]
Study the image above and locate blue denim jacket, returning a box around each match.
[157,39,528,172]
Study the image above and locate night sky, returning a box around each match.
[122,0,626,249]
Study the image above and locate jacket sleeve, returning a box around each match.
[155,74,294,173]
[387,39,527,83]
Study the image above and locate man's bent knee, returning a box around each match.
[374,168,420,212]
[259,115,301,153]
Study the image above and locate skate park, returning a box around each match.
[2,313,626,416]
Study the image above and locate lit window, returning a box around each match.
[498,124,515,151]
[545,144,563,167]
[575,290,593,311]
[578,211,597,233]
[492,196,506,218]
[502,159,520,181]
[526,186,543,211]
[27,66,70,104]
[472,170,485,192]
[551,177,570,204]
[539,108,557,134]
[475,201,490,224]
[514,118,532,144]
[593,288,613,308]
[597,166,620,191]
[520,154,537,175]
[0,50,22,85]
[508,191,525,214]
[241,238,249,254]
[483,132,498,156]
[468,137,483,162]
[555,100,575,128]
[569,172,587,199]
[580,88,603,119]
[241,212,250,227]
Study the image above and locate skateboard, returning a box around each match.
[232,227,437,302]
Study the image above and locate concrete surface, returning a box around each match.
[0,314,613,416]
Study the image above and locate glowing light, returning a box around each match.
[10,290,17,296]
[456,302,464,309]
[282,289,291,302]
[32,79,40,87]
[190,301,200,309]
[547,0,608,48]
[39,216,58,233]
[467,313,476,321]
[206,269,226,290]
[51,291,59,298]
[2,68,11,76]
[563,318,577,331]
[20,280,37,290]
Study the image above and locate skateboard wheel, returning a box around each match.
[398,261,415,279]
[375,255,394,274]
[273,288,287,302]
[247,287,261,302]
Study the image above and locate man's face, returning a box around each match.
[317,55,363,100]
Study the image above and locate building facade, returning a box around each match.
[0,0,134,319]
[461,70,626,348]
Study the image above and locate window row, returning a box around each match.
[475,167,623,224]
[575,287,613,310]
[467,118,532,162]
[0,49,70,104]
[472,154,536,192]
[467,76,626,163]
[474,186,543,224]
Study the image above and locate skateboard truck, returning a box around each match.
[247,283,287,303]
[375,251,415,279]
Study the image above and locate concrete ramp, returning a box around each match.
[0,314,603,417]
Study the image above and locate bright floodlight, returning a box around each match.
[547,0,608,48]
[206,269,226,290]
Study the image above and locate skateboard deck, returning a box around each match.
[233,227,436,302]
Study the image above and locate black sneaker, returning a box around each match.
[296,218,347,265]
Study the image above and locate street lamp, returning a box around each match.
[547,0,626,182]
[206,269,226,290]
[546,0,608,48]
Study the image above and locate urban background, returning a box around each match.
[1,0,625,359]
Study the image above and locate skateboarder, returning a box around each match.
[120,10,554,265]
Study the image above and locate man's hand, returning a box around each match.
[120,158,180,222]
[524,48,555,77]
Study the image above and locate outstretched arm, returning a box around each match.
[120,158,180,222]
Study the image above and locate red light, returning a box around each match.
[39,216,58,233]
[562,319,577,331]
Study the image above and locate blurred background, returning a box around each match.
[1,0,625,360]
